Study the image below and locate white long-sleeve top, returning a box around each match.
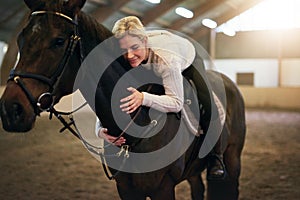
[141,30,196,113]
[95,117,102,137]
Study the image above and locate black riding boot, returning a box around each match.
[207,142,226,180]
[206,116,226,180]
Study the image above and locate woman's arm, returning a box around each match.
[120,60,184,113]
[95,118,126,146]
[142,64,184,113]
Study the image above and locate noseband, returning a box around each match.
[8,11,82,115]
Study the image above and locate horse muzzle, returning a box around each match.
[0,89,36,132]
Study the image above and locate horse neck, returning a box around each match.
[53,12,114,102]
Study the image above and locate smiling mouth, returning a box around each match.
[129,58,138,62]
[128,59,140,65]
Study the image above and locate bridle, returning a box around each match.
[7,10,124,179]
[8,11,82,115]
[7,10,159,180]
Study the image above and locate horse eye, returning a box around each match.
[53,38,66,47]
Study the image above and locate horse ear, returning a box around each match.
[24,0,39,10]
[63,0,86,15]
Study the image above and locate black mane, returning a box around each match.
[77,11,114,56]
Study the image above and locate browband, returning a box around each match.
[31,11,77,25]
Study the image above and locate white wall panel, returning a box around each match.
[281,59,300,87]
[214,59,279,87]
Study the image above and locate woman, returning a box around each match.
[95,16,225,180]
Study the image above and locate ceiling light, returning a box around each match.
[2,44,8,54]
[202,18,217,29]
[223,28,236,36]
[175,7,194,19]
[145,0,161,4]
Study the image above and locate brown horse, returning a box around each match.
[0,0,246,199]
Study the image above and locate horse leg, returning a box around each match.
[223,144,242,199]
[206,144,242,200]
[116,187,146,200]
[116,179,147,200]
[187,175,205,200]
[150,173,176,200]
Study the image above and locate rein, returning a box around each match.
[51,84,157,180]
[48,92,157,180]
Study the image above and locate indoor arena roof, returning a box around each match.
[0,0,265,43]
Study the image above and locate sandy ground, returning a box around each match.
[0,108,299,200]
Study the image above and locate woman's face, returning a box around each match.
[118,34,148,68]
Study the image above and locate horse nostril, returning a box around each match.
[12,103,23,121]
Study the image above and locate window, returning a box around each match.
[216,0,300,34]
[236,73,254,86]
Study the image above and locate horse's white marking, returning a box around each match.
[32,24,41,33]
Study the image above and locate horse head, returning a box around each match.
[0,0,88,132]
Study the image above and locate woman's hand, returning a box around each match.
[120,87,143,114]
[98,128,126,146]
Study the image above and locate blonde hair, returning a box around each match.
[112,16,147,40]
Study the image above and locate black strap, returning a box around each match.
[12,76,40,115]
[9,70,54,86]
